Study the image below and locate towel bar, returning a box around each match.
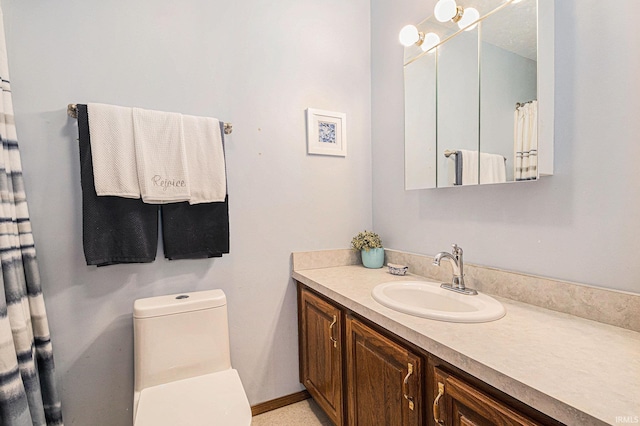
[66,104,233,135]
[444,150,507,162]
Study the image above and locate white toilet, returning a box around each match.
[133,289,252,425]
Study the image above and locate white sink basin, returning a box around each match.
[371,281,505,323]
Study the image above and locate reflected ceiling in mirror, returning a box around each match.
[403,0,510,66]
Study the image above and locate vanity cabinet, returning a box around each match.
[297,282,560,426]
[298,284,422,426]
[345,315,423,425]
[298,286,344,425]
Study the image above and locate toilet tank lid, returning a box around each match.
[134,290,227,319]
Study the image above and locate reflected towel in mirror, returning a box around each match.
[453,149,506,185]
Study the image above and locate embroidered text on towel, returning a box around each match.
[152,175,187,191]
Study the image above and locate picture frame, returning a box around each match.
[306,108,347,157]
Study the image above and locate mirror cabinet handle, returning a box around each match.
[433,381,445,425]
[329,315,338,348]
[402,363,415,410]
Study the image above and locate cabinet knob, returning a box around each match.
[402,363,415,411]
[433,382,445,425]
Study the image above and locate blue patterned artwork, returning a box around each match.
[318,121,337,144]
[306,108,346,156]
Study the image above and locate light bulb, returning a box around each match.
[421,32,441,52]
[457,7,479,31]
[399,25,420,47]
[434,0,458,22]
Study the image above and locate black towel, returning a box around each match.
[455,150,463,186]
[77,104,159,266]
[161,122,230,260]
[161,196,229,260]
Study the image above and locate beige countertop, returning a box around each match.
[292,265,640,426]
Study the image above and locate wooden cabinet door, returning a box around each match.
[299,286,344,425]
[432,367,541,426]
[345,315,422,426]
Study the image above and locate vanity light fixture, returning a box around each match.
[434,0,480,31]
[434,0,464,23]
[399,24,424,47]
[399,26,441,52]
[421,32,441,52]
[400,0,484,49]
[457,7,479,31]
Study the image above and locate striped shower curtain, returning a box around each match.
[0,8,63,426]
[514,100,538,181]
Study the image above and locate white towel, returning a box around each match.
[87,103,140,198]
[182,115,227,204]
[479,152,507,184]
[132,108,190,203]
[456,149,506,185]
[459,149,479,185]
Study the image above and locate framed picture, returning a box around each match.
[306,108,347,157]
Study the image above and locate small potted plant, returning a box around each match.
[351,230,384,269]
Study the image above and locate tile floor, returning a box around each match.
[251,399,332,425]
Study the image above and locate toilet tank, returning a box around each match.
[133,290,232,392]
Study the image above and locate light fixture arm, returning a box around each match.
[451,5,465,23]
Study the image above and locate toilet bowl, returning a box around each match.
[133,290,251,425]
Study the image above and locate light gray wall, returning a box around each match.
[372,0,640,295]
[2,0,371,424]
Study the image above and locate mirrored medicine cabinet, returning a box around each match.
[403,0,554,190]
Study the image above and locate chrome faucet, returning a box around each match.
[433,244,477,295]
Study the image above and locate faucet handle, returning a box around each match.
[451,243,462,256]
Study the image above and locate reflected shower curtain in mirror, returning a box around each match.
[514,100,538,181]
[0,8,63,426]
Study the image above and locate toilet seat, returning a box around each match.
[134,369,251,426]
